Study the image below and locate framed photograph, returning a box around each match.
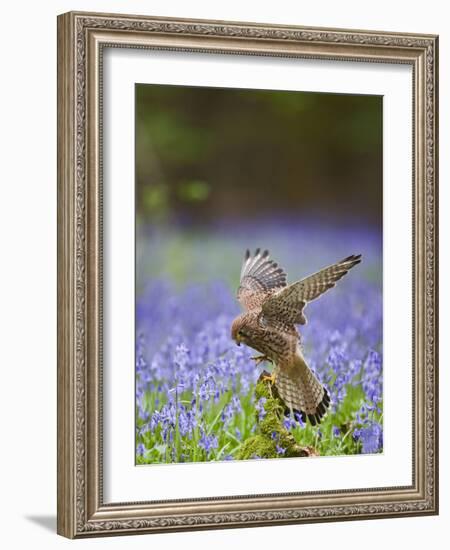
[57,11,439,538]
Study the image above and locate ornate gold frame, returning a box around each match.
[57,11,439,538]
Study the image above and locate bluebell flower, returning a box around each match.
[359,421,383,454]
[255,397,267,421]
[276,444,286,455]
[283,416,297,430]
[198,430,218,456]
[150,410,161,431]
[231,395,242,413]
[294,412,306,428]
[174,343,190,369]
[221,403,233,425]
[137,443,146,457]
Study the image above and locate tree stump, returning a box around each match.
[236,371,318,460]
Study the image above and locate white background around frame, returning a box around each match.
[0,0,447,549]
[103,48,412,503]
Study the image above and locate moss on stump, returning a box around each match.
[236,372,318,460]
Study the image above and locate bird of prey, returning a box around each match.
[231,249,362,425]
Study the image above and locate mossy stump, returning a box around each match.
[236,371,318,460]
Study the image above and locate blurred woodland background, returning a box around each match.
[136,84,382,229]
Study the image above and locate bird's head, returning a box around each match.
[231,315,252,346]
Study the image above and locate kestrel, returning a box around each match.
[231,249,362,425]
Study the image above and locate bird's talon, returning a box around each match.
[262,373,276,384]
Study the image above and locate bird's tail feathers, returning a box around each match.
[274,353,330,426]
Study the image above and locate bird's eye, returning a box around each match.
[238,330,246,337]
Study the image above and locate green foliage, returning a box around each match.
[136,371,382,464]
[177,180,210,202]
[142,183,169,221]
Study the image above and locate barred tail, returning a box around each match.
[274,352,330,426]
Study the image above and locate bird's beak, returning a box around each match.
[235,335,242,346]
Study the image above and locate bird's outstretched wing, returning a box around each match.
[261,254,362,325]
[237,248,287,311]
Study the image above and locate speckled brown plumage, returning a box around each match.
[231,249,361,424]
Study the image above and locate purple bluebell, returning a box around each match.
[359,421,383,454]
[137,443,146,457]
[198,430,218,457]
[276,444,286,455]
[332,426,341,438]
